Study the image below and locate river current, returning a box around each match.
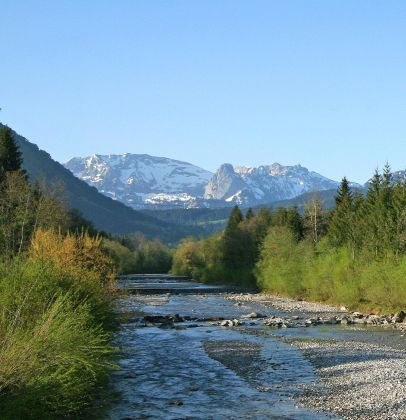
[107,276,339,419]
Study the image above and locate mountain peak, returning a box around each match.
[65,153,213,209]
[64,154,350,210]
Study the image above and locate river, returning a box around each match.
[107,275,406,420]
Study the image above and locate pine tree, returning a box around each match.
[363,167,396,257]
[245,207,254,220]
[382,162,393,189]
[222,206,246,270]
[329,178,357,250]
[286,207,304,241]
[226,206,244,230]
[335,177,353,206]
[0,126,23,173]
[366,169,382,203]
[382,162,393,208]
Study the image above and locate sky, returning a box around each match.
[1,0,406,183]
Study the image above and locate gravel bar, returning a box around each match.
[227,293,346,314]
[291,338,406,420]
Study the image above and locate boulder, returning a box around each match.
[366,315,382,325]
[220,319,241,327]
[392,311,406,323]
[351,317,367,324]
[305,318,319,326]
[242,312,265,319]
[264,317,292,328]
[321,317,339,325]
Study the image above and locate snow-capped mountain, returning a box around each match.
[65,154,349,209]
[64,154,213,209]
[204,162,341,205]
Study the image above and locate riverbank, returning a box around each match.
[227,292,406,420]
[227,293,406,330]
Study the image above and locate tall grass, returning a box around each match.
[257,226,406,312]
[0,230,117,418]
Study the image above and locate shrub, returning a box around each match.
[0,229,117,418]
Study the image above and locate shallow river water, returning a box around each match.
[107,277,405,419]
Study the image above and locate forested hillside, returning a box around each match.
[1,124,202,242]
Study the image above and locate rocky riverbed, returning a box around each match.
[108,282,406,419]
[293,339,406,419]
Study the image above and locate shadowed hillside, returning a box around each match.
[2,124,203,242]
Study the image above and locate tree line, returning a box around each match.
[173,166,406,311]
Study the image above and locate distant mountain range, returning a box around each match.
[6,125,395,242]
[65,154,359,209]
[65,154,213,209]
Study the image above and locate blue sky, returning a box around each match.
[1,0,406,183]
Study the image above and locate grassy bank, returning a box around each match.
[0,230,117,419]
[256,228,406,313]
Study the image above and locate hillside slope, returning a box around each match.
[2,124,201,241]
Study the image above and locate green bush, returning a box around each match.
[256,227,406,312]
[0,234,116,418]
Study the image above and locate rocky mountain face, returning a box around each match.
[65,154,347,209]
[204,162,341,205]
[204,164,249,201]
[65,154,213,209]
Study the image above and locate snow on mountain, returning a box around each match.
[64,154,213,209]
[65,154,351,209]
[204,162,341,205]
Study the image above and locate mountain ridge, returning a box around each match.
[66,153,357,209]
[65,153,213,209]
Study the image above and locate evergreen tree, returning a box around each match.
[249,207,273,251]
[335,177,353,206]
[366,169,382,203]
[222,206,246,270]
[271,207,303,241]
[363,167,396,257]
[226,206,244,229]
[391,180,406,254]
[0,126,23,173]
[245,207,254,220]
[382,162,393,189]
[286,207,304,241]
[329,178,354,247]
[382,163,393,209]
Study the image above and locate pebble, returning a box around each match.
[294,339,406,420]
